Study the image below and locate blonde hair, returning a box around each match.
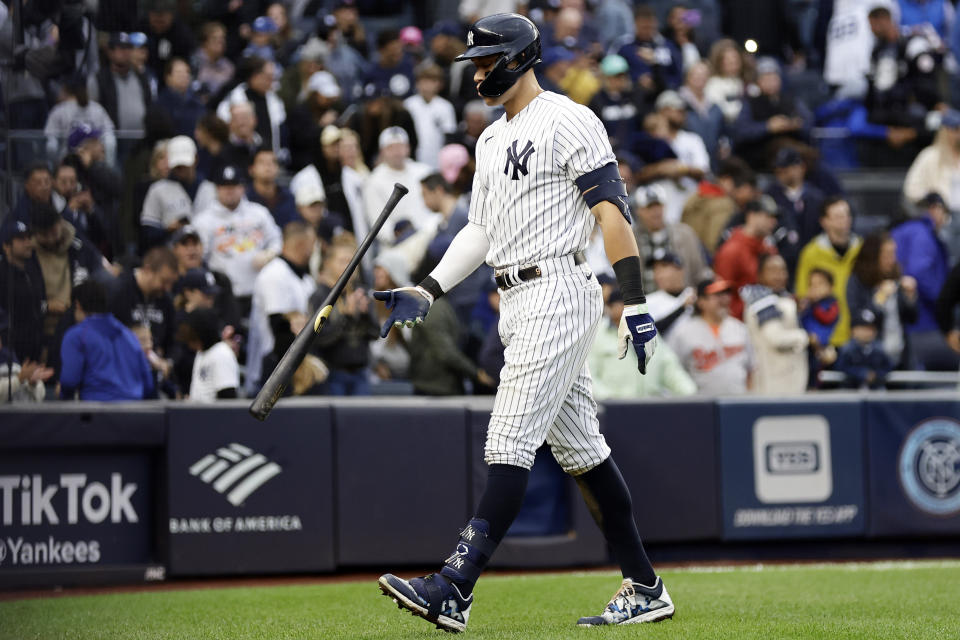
[338,128,369,174]
[150,140,169,180]
[708,38,752,82]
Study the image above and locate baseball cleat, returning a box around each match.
[576,576,674,626]
[378,572,472,633]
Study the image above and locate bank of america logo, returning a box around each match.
[189,443,282,506]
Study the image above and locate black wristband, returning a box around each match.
[418,275,445,301]
[612,256,646,305]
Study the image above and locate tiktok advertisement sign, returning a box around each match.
[0,452,153,571]
[165,405,335,575]
[717,399,866,540]
[865,398,960,536]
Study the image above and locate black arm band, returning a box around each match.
[612,256,646,305]
[418,275,445,301]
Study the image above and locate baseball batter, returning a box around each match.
[374,13,672,632]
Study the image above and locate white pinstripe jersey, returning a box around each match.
[467,91,616,268]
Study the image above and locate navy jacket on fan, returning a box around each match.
[0,253,46,362]
[59,313,155,401]
[246,185,300,228]
[612,33,683,90]
[108,271,176,355]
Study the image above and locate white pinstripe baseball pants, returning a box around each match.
[485,256,611,474]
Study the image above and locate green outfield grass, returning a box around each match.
[1,561,958,640]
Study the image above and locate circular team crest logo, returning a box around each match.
[898,418,960,516]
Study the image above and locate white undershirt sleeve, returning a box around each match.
[429,221,489,293]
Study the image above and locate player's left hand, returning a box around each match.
[617,303,659,375]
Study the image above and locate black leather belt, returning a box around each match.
[495,251,586,290]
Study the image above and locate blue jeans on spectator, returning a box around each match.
[325,369,370,396]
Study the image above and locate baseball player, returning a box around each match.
[374,14,672,632]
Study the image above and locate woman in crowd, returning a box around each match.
[846,231,918,368]
[704,38,750,123]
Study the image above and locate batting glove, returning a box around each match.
[618,303,659,375]
[372,286,433,338]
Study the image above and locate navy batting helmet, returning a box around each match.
[455,13,541,98]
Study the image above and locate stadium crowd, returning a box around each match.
[2,0,960,402]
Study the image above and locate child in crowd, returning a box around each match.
[176,308,240,401]
[836,309,893,389]
[801,268,839,347]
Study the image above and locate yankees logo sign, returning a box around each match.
[504,139,535,180]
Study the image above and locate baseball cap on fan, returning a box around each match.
[214,164,244,186]
[697,277,733,297]
[378,126,409,149]
[166,136,197,169]
[67,123,102,150]
[179,267,221,296]
[634,183,667,208]
[295,182,326,207]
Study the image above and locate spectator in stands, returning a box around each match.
[0,218,46,363]
[13,163,56,226]
[655,89,711,177]
[141,0,195,80]
[61,125,123,251]
[847,231,917,368]
[668,278,754,395]
[217,57,287,159]
[0,309,52,403]
[445,100,489,158]
[243,16,280,63]
[140,136,204,250]
[416,173,489,324]
[223,101,263,173]
[937,260,960,357]
[765,147,826,273]
[795,196,862,346]
[408,291,494,395]
[53,163,110,258]
[346,91,419,167]
[266,2,303,67]
[589,288,697,398]
[589,54,646,151]
[704,38,748,123]
[891,192,956,369]
[369,252,412,383]
[537,46,575,96]
[170,226,242,335]
[663,4,702,71]
[129,321,177,398]
[329,0,369,57]
[177,307,239,401]
[741,254,810,394]
[248,221,319,394]
[247,148,299,228]
[32,201,110,366]
[731,57,812,171]
[294,182,343,272]
[404,64,458,169]
[339,129,371,237]
[129,32,156,90]
[287,72,344,171]
[309,237,379,395]
[613,4,684,92]
[44,79,117,166]
[903,109,960,222]
[194,22,235,98]
[90,32,153,135]
[362,29,416,99]
[109,246,178,357]
[363,127,432,246]
[865,4,944,152]
[800,267,841,349]
[632,184,709,293]
[156,58,204,137]
[192,165,283,307]
[836,308,893,389]
[679,61,725,168]
[642,249,696,338]
[60,280,154,401]
[194,113,230,184]
[713,198,780,318]
[682,157,758,253]
[278,39,329,110]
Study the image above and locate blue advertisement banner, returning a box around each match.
[166,405,335,575]
[0,452,154,571]
[718,400,866,540]
[865,398,960,537]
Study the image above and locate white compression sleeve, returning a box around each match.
[429,222,490,293]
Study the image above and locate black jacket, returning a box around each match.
[0,254,47,362]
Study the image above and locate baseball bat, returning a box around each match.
[249,182,409,421]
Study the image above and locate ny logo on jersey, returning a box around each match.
[504,139,535,180]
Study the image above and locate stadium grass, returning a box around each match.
[1,561,958,640]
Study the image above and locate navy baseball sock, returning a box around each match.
[439,464,529,596]
[576,456,657,586]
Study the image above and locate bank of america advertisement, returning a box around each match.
[0,453,153,570]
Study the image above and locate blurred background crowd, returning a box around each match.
[2,0,960,403]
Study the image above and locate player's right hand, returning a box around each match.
[372,287,433,338]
